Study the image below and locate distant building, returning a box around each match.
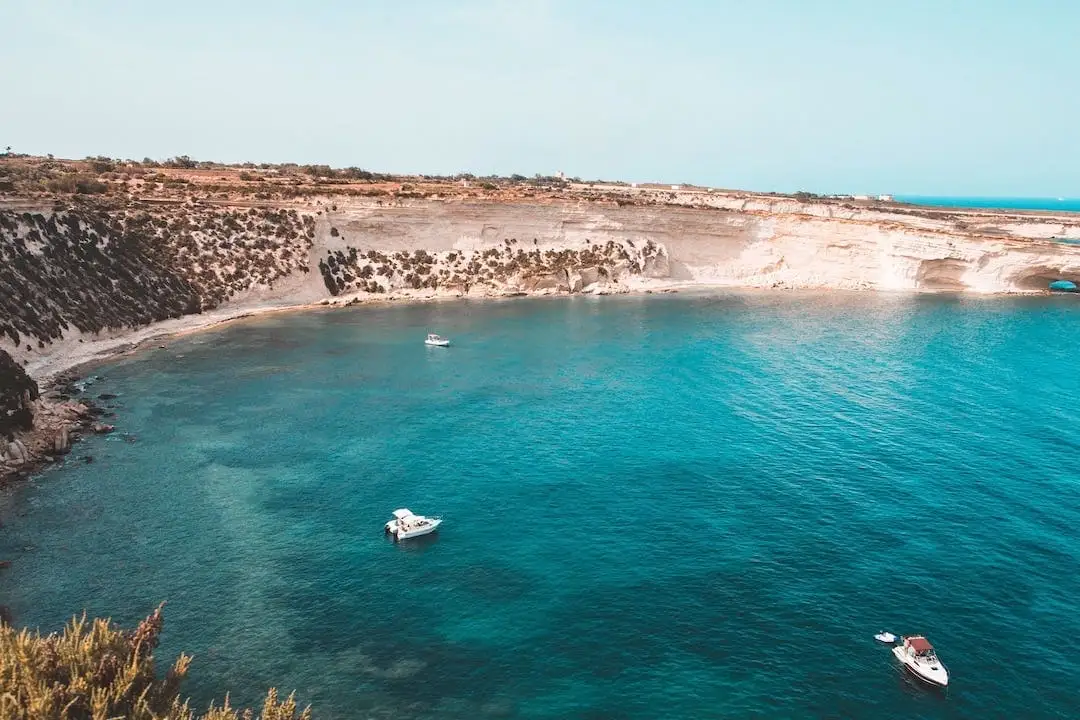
[555,171,565,180]
[671,185,681,191]
[630,183,638,188]
[853,194,870,201]
[878,194,894,202]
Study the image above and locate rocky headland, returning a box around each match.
[2,154,1080,481]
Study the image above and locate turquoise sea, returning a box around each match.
[896,195,1080,213]
[2,292,1079,719]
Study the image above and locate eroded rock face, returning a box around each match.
[5,194,1080,372]
[315,239,669,296]
[0,348,38,437]
[0,203,316,350]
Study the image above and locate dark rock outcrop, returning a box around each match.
[0,347,38,437]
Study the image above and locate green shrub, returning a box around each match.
[87,156,116,174]
[0,605,311,719]
[45,175,109,194]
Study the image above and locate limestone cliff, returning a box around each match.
[3,192,1080,377]
[315,197,1080,294]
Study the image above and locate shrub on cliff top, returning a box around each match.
[0,604,311,720]
[45,175,109,195]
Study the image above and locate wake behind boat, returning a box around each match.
[892,635,949,687]
[385,508,443,540]
[425,333,450,347]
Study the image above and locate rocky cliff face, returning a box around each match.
[316,198,1080,294]
[317,238,668,296]
[0,347,37,438]
[1,200,315,354]
[3,194,1080,373]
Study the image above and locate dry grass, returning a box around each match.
[0,605,310,720]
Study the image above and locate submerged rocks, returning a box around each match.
[91,423,115,434]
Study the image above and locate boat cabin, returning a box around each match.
[904,636,935,656]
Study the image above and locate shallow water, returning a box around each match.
[2,292,1079,718]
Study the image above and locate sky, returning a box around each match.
[2,0,1077,196]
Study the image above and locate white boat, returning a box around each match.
[384,508,443,540]
[424,333,450,347]
[875,631,897,644]
[892,635,949,687]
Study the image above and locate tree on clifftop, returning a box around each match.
[0,605,311,719]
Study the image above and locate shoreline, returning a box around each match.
[2,279,1072,488]
[22,280,1068,390]
[20,281,679,386]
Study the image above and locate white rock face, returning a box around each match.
[317,198,1080,294]
[5,195,1080,378]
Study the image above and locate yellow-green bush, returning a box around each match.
[0,604,310,720]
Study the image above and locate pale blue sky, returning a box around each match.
[3,0,1077,195]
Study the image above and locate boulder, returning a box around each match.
[91,423,115,434]
[643,253,671,278]
[568,271,584,293]
[578,266,603,288]
[6,441,28,465]
[53,428,71,454]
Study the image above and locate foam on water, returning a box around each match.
[2,292,1079,718]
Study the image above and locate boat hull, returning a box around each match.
[386,517,442,540]
[424,340,450,347]
[892,646,949,687]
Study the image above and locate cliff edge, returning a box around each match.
[3,156,1080,383]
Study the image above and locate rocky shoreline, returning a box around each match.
[0,358,122,486]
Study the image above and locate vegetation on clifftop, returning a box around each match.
[0,605,310,720]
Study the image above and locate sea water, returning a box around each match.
[895,195,1080,214]
[2,292,1079,719]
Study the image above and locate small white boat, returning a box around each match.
[875,631,897,644]
[424,333,450,347]
[384,508,443,540]
[892,635,949,687]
